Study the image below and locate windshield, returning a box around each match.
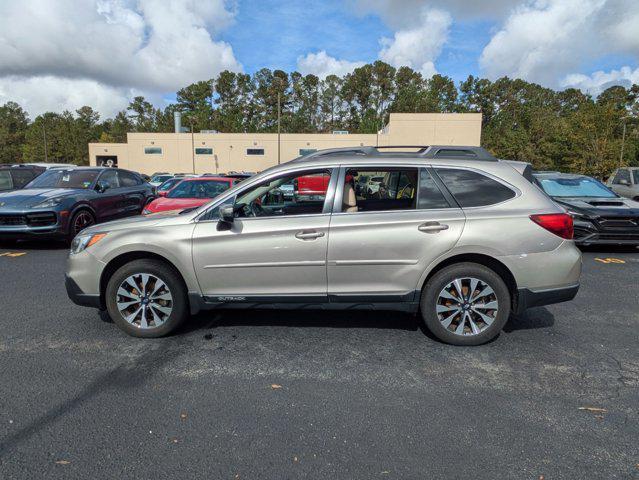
[167,180,231,199]
[26,169,99,189]
[537,177,617,198]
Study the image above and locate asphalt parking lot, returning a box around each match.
[0,243,638,479]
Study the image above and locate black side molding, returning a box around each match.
[516,284,579,314]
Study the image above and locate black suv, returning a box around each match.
[0,167,155,242]
[0,164,45,193]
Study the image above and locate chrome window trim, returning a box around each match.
[195,165,338,223]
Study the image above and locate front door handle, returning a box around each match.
[295,230,325,240]
[418,222,449,233]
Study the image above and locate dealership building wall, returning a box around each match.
[89,113,482,175]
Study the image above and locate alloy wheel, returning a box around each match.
[73,211,94,235]
[116,273,173,329]
[435,277,499,336]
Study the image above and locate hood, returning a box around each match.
[146,196,210,213]
[553,196,639,217]
[0,188,81,208]
[82,212,171,235]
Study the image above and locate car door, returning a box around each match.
[327,165,465,301]
[91,169,124,222]
[116,170,149,216]
[191,167,337,300]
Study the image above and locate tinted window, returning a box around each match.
[418,169,450,209]
[235,169,332,217]
[247,148,264,155]
[345,168,417,212]
[144,147,162,155]
[436,168,516,207]
[118,171,141,187]
[168,180,231,199]
[195,148,213,155]
[633,170,639,185]
[613,169,631,184]
[26,169,99,189]
[434,149,477,158]
[0,171,14,191]
[10,169,35,188]
[100,170,120,189]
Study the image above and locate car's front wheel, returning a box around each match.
[105,259,189,338]
[420,263,511,346]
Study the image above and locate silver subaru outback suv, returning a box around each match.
[66,146,581,346]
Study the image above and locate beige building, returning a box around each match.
[89,113,482,175]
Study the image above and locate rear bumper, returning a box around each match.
[515,283,579,314]
[65,274,102,309]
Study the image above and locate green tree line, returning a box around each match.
[1,61,638,178]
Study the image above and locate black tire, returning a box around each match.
[105,259,189,338]
[68,209,95,241]
[420,262,511,346]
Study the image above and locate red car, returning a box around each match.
[295,173,330,201]
[143,177,236,214]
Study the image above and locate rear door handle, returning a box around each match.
[418,222,449,233]
[295,230,325,240]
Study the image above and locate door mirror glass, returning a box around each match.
[219,205,235,223]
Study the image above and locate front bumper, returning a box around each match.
[515,283,579,314]
[573,219,639,245]
[0,209,68,239]
[65,274,102,309]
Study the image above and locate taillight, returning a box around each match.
[529,213,573,240]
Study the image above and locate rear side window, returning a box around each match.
[436,168,516,207]
[418,169,450,209]
[345,168,418,212]
[118,171,142,187]
[10,169,35,188]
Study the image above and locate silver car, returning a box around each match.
[66,146,581,346]
[607,167,639,201]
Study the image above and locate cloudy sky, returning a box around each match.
[1,0,638,119]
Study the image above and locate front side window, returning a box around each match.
[435,168,516,207]
[344,168,418,212]
[26,169,99,189]
[168,180,232,199]
[234,169,332,218]
[537,176,617,198]
[0,171,14,191]
[99,170,120,189]
[613,169,631,184]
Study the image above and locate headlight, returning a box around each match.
[32,197,65,209]
[70,233,107,255]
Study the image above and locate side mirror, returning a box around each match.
[219,205,235,223]
[95,181,109,193]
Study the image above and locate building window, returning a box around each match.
[195,147,213,155]
[144,147,162,155]
[299,148,317,156]
[247,148,264,156]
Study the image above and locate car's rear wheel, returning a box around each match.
[69,209,95,240]
[420,263,511,346]
[105,259,189,338]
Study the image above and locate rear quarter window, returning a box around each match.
[435,168,516,207]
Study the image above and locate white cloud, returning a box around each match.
[297,51,365,78]
[479,0,639,88]
[0,76,146,118]
[0,0,241,117]
[562,66,639,95]
[378,8,451,77]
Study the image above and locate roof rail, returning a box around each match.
[291,145,498,162]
